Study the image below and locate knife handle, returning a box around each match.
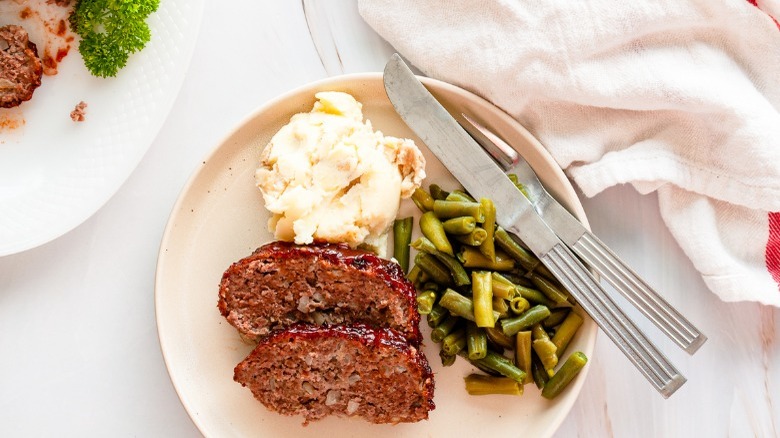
[541,242,686,398]
[571,231,707,354]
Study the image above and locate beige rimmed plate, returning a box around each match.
[155,74,597,438]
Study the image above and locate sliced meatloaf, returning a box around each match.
[0,25,43,109]
[218,241,422,344]
[233,323,435,424]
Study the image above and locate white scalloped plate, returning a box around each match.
[0,0,205,255]
[155,74,597,438]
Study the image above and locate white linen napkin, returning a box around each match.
[359,0,780,306]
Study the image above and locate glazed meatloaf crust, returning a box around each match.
[0,25,43,109]
[233,323,435,424]
[218,241,422,344]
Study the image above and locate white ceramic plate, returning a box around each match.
[155,74,597,438]
[0,0,205,256]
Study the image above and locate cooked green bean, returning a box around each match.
[531,355,550,390]
[510,296,531,315]
[478,198,496,261]
[458,247,515,271]
[442,328,467,356]
[416,290,437,315]
[442,216,477,235]
[473,350,527,384]
[439,288,500,324]
[458,350,502,376]
[490,272,517,299]
[532,323,552,343]
[530,273,569,305]
[446,190,476,203]
[472,271,494,328]
[543,308,571,329]
[484,327,514,350]
[454,228,488,246]
[433,200,485,222]
[464,374,523,396]
[494,227,553,278]
[411,187,435,212]
[500,304,551,337]
[552,311,583,356]
[439,288,476,321]
[427,304,448,328]
[431,314,460,343]
[492,296,510,318]
[421,282,440,292]
[420,211,454,256]
[407,264,421,283]
[502,272,534,287]
[440,350,457,367]
[412,237,471,286]
[405,185,587,399]
[418,270,431,284]
[414,253,452,285]
[532,324,558,376]
[508,173,531,199]
[515,330,534,385]
[445,192,470,203]
[393,217,413,272]
[541,352,588,399]
[466,322,488,360]
[494,227,539,270]
[515,284,557,308]
[429,184,449,200]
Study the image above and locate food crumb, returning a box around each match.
[0,112,26,132]
[70,101,87,122]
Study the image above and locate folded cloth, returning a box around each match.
[359,0,780,306]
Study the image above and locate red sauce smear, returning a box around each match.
[56,19,67,36]
[42,52,57,71]
[56,46,70,62]
[14,2,75,76]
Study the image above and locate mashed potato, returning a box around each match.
[255,91,426,256]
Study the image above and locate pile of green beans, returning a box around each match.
[395,183,588,400]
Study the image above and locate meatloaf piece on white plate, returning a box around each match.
[233,323,435,424]
[218,241,422,345]
[0,25,43,108]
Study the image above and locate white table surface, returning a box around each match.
[2,1,779,436]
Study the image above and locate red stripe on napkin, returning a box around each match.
[752,0,780,290]
[768,212,780,289]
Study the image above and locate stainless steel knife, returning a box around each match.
[383,53,685,398]
[458,114,706,354]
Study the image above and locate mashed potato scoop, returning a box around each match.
[255,91,426,256]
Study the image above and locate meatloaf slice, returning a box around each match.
[0,25,43,109]
[218,241,422,344]
[233,323,435,424]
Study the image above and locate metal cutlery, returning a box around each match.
[383,53,687,398]
[459,114,707,355]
